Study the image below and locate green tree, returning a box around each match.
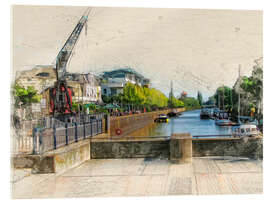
[121,83,168,111]
[239,64,263,118]
[13,84,41,107]
[214,86,233,111]
[181,97,200,110]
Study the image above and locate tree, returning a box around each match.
[181,97,200,110]
[214,86,234,111]
[197,91,203,106]
[239,63,263,119]
[13,84,41,107]
[121,83,168,111]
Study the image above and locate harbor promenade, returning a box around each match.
[11,156,262,198]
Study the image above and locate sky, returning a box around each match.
[12,5,262,100]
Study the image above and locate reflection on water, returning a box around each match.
[128,109,235,138]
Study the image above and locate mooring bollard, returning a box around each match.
[170,133,192,163]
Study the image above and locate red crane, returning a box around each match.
[49,8,90,119]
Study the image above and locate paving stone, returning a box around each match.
[11,156,263,198]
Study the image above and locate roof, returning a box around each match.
[102,67,146,79]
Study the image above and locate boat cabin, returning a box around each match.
[232,124,260,137]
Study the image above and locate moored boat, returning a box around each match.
[200,108,211,119]
[215,111,233,126]
[154,114,169,123]
[232,124,261,137]
[215,119,233,126]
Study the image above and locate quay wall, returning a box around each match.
[91,139,170,159]
[192,137,263,159]
[90,137,262,159]
[12,139,92,174]
[12,136,262,173]
[109,108,185,137]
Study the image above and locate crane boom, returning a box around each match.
[56,8,90,81]
[50,8,90,117]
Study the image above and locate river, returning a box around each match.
[130,109,235,138]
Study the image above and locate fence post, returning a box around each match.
[100,119,102,134]
[39,129,43,154]
[83,122,86,139]
[90,120,93,137]
[65,123,68,145]
[53,123,57,149]
[96,119,98,135]
[32,127,37,154]
[105,114,110,137]
[50,117,53,128]
[75,122,78,142]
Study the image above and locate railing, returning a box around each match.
[11,114,105,155]
[33,119,104,154]
[11,130,33,155]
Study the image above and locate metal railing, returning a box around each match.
[33,118,104,154]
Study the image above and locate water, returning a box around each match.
[142,109,235,138]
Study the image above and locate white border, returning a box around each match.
[2,0,269,203]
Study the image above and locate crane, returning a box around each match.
[49,8,90,119]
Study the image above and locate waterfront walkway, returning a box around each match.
[11,156,262,198]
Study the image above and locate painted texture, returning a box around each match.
[109,108,185,137]
[192,137,263,159]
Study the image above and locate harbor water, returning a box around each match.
[129,109,235,138]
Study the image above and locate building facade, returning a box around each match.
[15,66,102,116]
[66,72,102,104]
[101,68,150,97]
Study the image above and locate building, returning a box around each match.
[101,67,150,97]
[15,65,56,94]
[66,72,102,104]
[15,66,102,116]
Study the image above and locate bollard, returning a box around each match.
[170,133,192,164]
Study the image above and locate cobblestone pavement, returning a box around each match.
[11,156,263,198]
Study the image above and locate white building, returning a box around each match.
[101,68,150,97]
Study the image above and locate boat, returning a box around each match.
[200,108,211,119]
[215,111,233,126]
[167,110,182,117]
[237,116,258,125]
[215,119,233,126]
[212,108,220,119]
[232,124,261,138]
[154,114,169,123]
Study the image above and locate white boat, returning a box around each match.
[215,119,233,126]
[215,111,233,126]
[232,124,261,138]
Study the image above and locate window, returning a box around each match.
[241,129,245,133]
[36,72,50,77]
[111,88,117,96]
